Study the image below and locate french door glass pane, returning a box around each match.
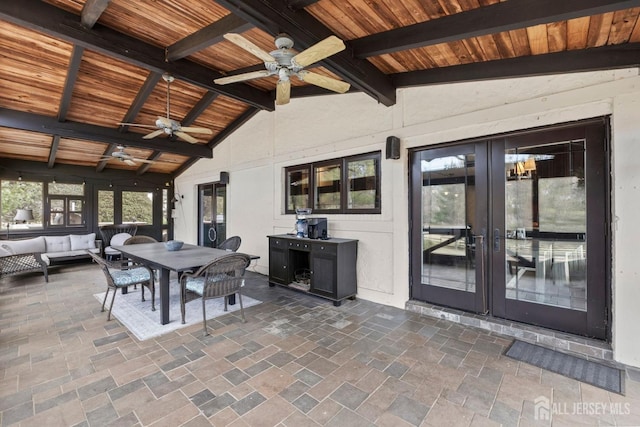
[421,154,476,292]
[504,141,587,311]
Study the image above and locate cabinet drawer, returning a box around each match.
[312,243,337,255]
[269,238,285,248]
[288,241,311,251]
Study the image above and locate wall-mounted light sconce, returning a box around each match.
[52,177,56,184]
[109,181,113,188]
[17,174,22,181]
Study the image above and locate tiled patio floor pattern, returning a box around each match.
[1,263,640,426]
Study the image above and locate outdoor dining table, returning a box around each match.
[113,242,258,325]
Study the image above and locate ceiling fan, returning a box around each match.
[214,33,350,105]
[99,145,157,166]
[119,73,213,143]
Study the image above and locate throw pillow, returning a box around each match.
[3,236,46,254]
[70,233,96,251]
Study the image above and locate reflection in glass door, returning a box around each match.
[410,144,488,313]
[411,120,609,339]
[198,183,227,247]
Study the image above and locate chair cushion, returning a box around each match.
[70,233,96,250]
[185,275,243,295]
[110,233,132,247]
[110,267,151,287]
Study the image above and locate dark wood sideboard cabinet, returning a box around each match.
[267,235,358,306]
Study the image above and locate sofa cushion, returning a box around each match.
[1,236,46,255]
[70,233,96,251]
[45,235,71,253]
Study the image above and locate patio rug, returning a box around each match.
[94,279,262,341]
[505,340,624,394]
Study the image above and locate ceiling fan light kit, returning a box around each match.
[215,33,350,105]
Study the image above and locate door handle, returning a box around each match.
[494,229,500,252]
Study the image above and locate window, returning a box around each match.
[98,190,114,226]
[122,191,153,224]
[285,152,381,214]
[1,180,44,231]
[48,182,85,227]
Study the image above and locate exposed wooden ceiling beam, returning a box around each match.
[0,0,274,111]
[48,135,61,168]
[81,0,111,28]
[214,0,396,106]
[352,0,640,58]
[181,92,219,126]
[391,43,640,87]
[0,108,213,158]
[119,72,163,131]
[1,158,171,183]
[286,0,320,10]
[166,14,252,61]
[57,46,84,121]
[136,151,163,175]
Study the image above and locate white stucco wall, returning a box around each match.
[175,68,640,367]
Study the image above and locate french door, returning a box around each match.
[410,120,609,339]
[197,182,227,247]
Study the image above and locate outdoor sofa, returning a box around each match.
[0,233,101,282]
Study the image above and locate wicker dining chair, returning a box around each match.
[218,236,241,252]
[180,253,251,335]
[88,251,155,321]
[99,224,138,261]
[124,235,158,245]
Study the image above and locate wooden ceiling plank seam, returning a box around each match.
[547,21,568,52]
[119,71,163,131]
[608,8,640,44]
[527,24,550,55]
[166,14,253,61]
[0,0,274,111]
[214,0,397,106]
[350,0,640,58]
[181,92,219,126]
[57,45,85,121]
[47,135,61,168]
[81,0,112,29]
[0,107,212,158]
[391,42,640,87]
[588,12,616,46]
[567,16,591,50]
[631,13,640,41]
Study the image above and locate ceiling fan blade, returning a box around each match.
[180,126,213,135]
[175,131,199,144]
[214,70,271,85]
[276,79,291,106]
[143,129,165,140]
[298,71,350,93]
[292,35,345,68]
[117,122,157,129]
[223,33,277,63]
[124,159,136,166]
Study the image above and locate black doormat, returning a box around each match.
[505,340,624,394]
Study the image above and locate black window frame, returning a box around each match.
[285,151,381,215]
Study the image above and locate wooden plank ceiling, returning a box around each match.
[0,0,638,178]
